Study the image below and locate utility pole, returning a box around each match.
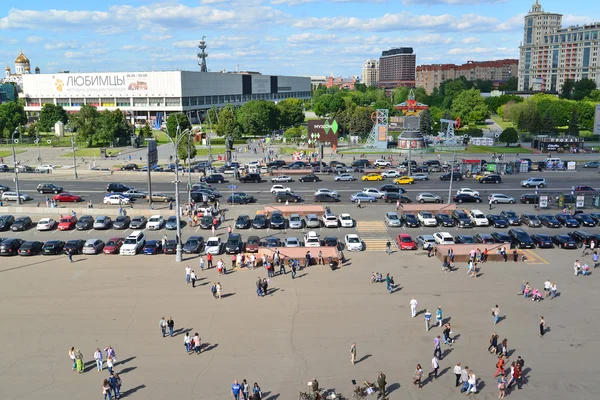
[71,136,78,179]
[447,151,456,204]
[11,129,21,205]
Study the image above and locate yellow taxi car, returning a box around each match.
[361,173,383,181]
[474,171,492,181]
[393,176,415,185]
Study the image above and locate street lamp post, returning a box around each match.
[11,129,21,205]
[447,151,456,204]
[186,129,192,206]
[71,136,78,179]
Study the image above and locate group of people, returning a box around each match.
[68,345,121,399]
[231,379,263,400]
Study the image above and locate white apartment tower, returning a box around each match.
[518,1,600,92]
[362,59,379,87]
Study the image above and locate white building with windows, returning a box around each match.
[362,59,379,87]
[21,70,311,124]
[518,0,600,92]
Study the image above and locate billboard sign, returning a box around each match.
[307,119,339,147]
[594,104,600,135]
[51,72,150,95]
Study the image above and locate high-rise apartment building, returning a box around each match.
[518,1,600,92]
[416,59,518,94]
[378,47,416,88]
[362,59,379,87]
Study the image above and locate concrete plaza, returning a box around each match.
[1,242,599,400]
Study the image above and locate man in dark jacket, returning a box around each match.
[377,371,386,398]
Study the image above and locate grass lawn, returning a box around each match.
[491,115,514,130]
[460,145,533,154]
[59,148,127,158]
[0,150,25,158]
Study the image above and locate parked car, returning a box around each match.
[415,234,436,249]
[288,214,304,229]
[269,212,286,229]
[402,213,420,228]
[538,214,561,228]
[531,234,554,248]
[225,233,244,254]
[552,234,577,249]
[264,237,282,248]
[143,240,163,255]
[491,232,512,244]
[18,240,44,256]
[103,237,125,254]
[42,240,65,255]
[0,238,24,256]
[64,239,86,254]
[165,216,185,230]
[452,210,473,228]
[104,194,132,205]
[246,236,260,253]
[322,213,339,228]
[120,163,139,171]
[520,194,540,204]
[75,215,94,230]
[555,213,580,228]
[235,215,251,229]
[304,231,321,247]
[37,183,63,194]
[130,216,147,229]
[112,216,131,230]
[385,212,402,227]
[1,191,32,202]
[583,161,599,168]
[487,214,508,228]
[0,215,15,231]
[418,211,437,227]
[36,218,56,231]
[93,216,112,230]
[435,213,455,227]
[11,217,33,231]
[306,214,321,229]
[508,228,535,249]
[205,174,226,183]
[275,192,302,203]
[455,235,476,244]
[147,215,165,230]
[252,215,268,229]
[183,236,205,254]
[474,233,495,244]
[567,230,596,247]
[54,193,82,203]
[146,193,173,203]
[395,234,417,250]
[433,232,455,245]
[315,193,340,203]
[520,213,542,227]
[344,234,363,251]
[82,239,105,254]
[488,194,515,204]
[453,193,482,203]
[239,173,261,183]
[205,237,223,255]
[500,210,520,225]
[573,213,596,227]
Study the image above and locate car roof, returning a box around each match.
[206,236,220,242]
[85,238,100,244]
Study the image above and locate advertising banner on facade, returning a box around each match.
[52,72,151,95]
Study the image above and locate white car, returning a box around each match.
[246,161,261,168]
[35,164,55,173]
[270,185,291,194]
[334,174,356,181]
[304,231,321,247]
[381,170,401,178]
[469,209,489,226]
[285,237,301,247]
[362,188,385,199]
[488,193,516,204]
[271,175,293,183]
[344,234,364,251]
[1,191,31,202]
[338,213,354,228]
[433,232,455,245]
[36,218,56,231]
[323,213,339,228]
[374,159,391,168]
[457,188,480,197]
[417,211,437,227]
[205,236,223,255]
[103,194,131,205]
[314,188,339,198]
[147,215,165,230]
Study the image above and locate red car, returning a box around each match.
[57,215,77,231]
[396,234,417,250]
[53,193,82,202]
[246,235,260,253]
[103,237,125,254]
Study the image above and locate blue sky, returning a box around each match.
[0,0,598,78]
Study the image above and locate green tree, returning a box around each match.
[166,112,192,138]
[95,109,133,146]
[236,100,279,135]
[354,83,367,93]
[276,98,305,128]
[450,89,490,124]
[541,111,557,134]
[391,86,410,105]
[572,78,597,101]
[560,79,575,99]
[585,90,600,102]
[313,94,345,117]
[177,134,196,164]
[498,127,518,146]
[573,101,596,131]
[69,104,99,143]
[140,123,153,138]
[38,104,68,132]
[566,108,579,136]
[498,76,518,91]
[215,104,240,138]
[0,101,27,139]
[419,109,433,136]
[206,106,219,127]
[283,126,304,141]
[473,79,493,93]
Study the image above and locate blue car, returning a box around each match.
[350,192,376,203]
[143,240,163,255]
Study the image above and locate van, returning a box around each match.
[545,158,562,165]
[120,230,146,255]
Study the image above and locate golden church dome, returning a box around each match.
[15,51,30,64]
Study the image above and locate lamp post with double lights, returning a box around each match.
[11,129,21,205]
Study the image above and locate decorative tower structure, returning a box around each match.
[394,89,429,151]
[198,36,208,72]
[15,50,30,74]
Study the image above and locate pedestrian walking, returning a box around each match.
[453,362,462,387]
[159,317,167,337]
[396,199,400,210]
[448,248,454,263]
[75,349,84,373]
[539,316,545,337]
[377,371,386,398]
[69,347,76,371]
[279,259,286,275]
[436,306,443,327]
[466,370,477,395]
[389,276,395,294]
[488,333,499,354]
[385,273,391,291]
[492,305,500,324]
[67,248,73,262]
[494,355,505,378]
[106,356,114,374]
[193,333,201,354]
[103,379,112,400]
[410,297,418,318]
[442,323,453,345]
[216,282,222,299]
[428,356,439,379]
[460,366,469,393]
[497,374,506,398]
[184,332,191,353]
[304,251,311,268]
[350,343,357,365]
[167,317,174,337]
[434,335,442,359]
[185,265,191,284]
[412,364,423,389]
[489,197,493,210]
[242,379,250,400]
[108,372,120,399]
[386,240,391,255]
[94,348,103,371]
[424,309,432,331]
[191,270,197,287]
[550,282,557,299]
[291,260,297,279]
[357,199,361,208]
[593,251,599,268]
[232,380,242,400]
[207,253,213,269]
[251,382,262,400]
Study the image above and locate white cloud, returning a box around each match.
[272,0,387,4]
[563,14,595,26]
[402,0,504,4]
[495,13,525,31]
[64,51,85,59]
[264,36,280,42]
[26,35,44,43]
[172,40,199,49]
[45,41,79,50]
[120,45,150,51]
[461,37,480,44]
[141,34,173,42]
[447,46,515,56]
[287,33,337,43]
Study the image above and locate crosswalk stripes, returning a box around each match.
[362,238,391,251]
[355,221,387,233]
[356,221,393,251]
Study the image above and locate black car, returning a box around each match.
[531,234,554,248]
[0,215,15,231]
[11,217,32,231]
[479,174,502,184]
[0,238,24,256]
[120,163,139,171]
[552,234,577,249]
[235,215,251,229]
[183,236,204,254]
[64,239,86,254]
[474,233,495,244]
[269,212,286,229]
[275,192,302,203]
[239,173,261,183]
[491,232,512,244]
[252,215,268,229]
[452,210,473,228]
[555,213,580,228]
[130,216,147,229]
[18,240,44,256]
[487,214,508,228]
[205,174,226,184]
[267,160,286,168]
[567,231,595,247]
[573,213,596,227]
[440,172,464,181]
[402,213,420,228]
[455,235,476,244]
[453,193,481,203]
[508,228,535,249]
[227,195,249,205]
[435,213,455,227]
[379,185,406,194]
[0,184,10,192]
[199,215,215,229]
[232,192,254,203]
[383,193,411,203]
[314,193,339,203]
[113,216,131,230]
[520,194,540,204]
[299,174,320,183]
[106,183,130,193]
[500,210,520,225]
[520,213,542,227]
[323,237,339,247]
[37,183,63,194]
[352,159,371,168]
[76,215,94,230]
[163,240,178,254]
[42,240,65,255]
[538,214,561,228]
[264,237,281,248]
[225,233,243,254]
[424,160,441,167]
[589,213,600,225]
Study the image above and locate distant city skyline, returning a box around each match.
[0,0,597,77]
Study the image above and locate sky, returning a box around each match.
[0,0,598,78]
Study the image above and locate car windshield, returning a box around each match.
[149,217,160,222]
[116,217,127,222]
[106,240,118,246]
[290,216,300,221]
[207,240,219,247]
[401,237,412,243]
[422,213,433,218]
[167,217,177,222]
[248,238,259,245]
[96,217,105,222]
[132,218,143,223]
[340,215,351,220]
[348,237,360,243]
[186,239,199,246]
[124,238,137,244]
[388,215,399,220]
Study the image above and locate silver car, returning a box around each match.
[288,214,304,229]
[415,235,436,250]
[416,192,442,203]
[305,214,321,228]
[411,173,430,181]
[93,216,112,230]
[384,212,402,227]
[83,239,104,254]
[285,237,301,247]
[334,174,356,181]
[488,193,516,204]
